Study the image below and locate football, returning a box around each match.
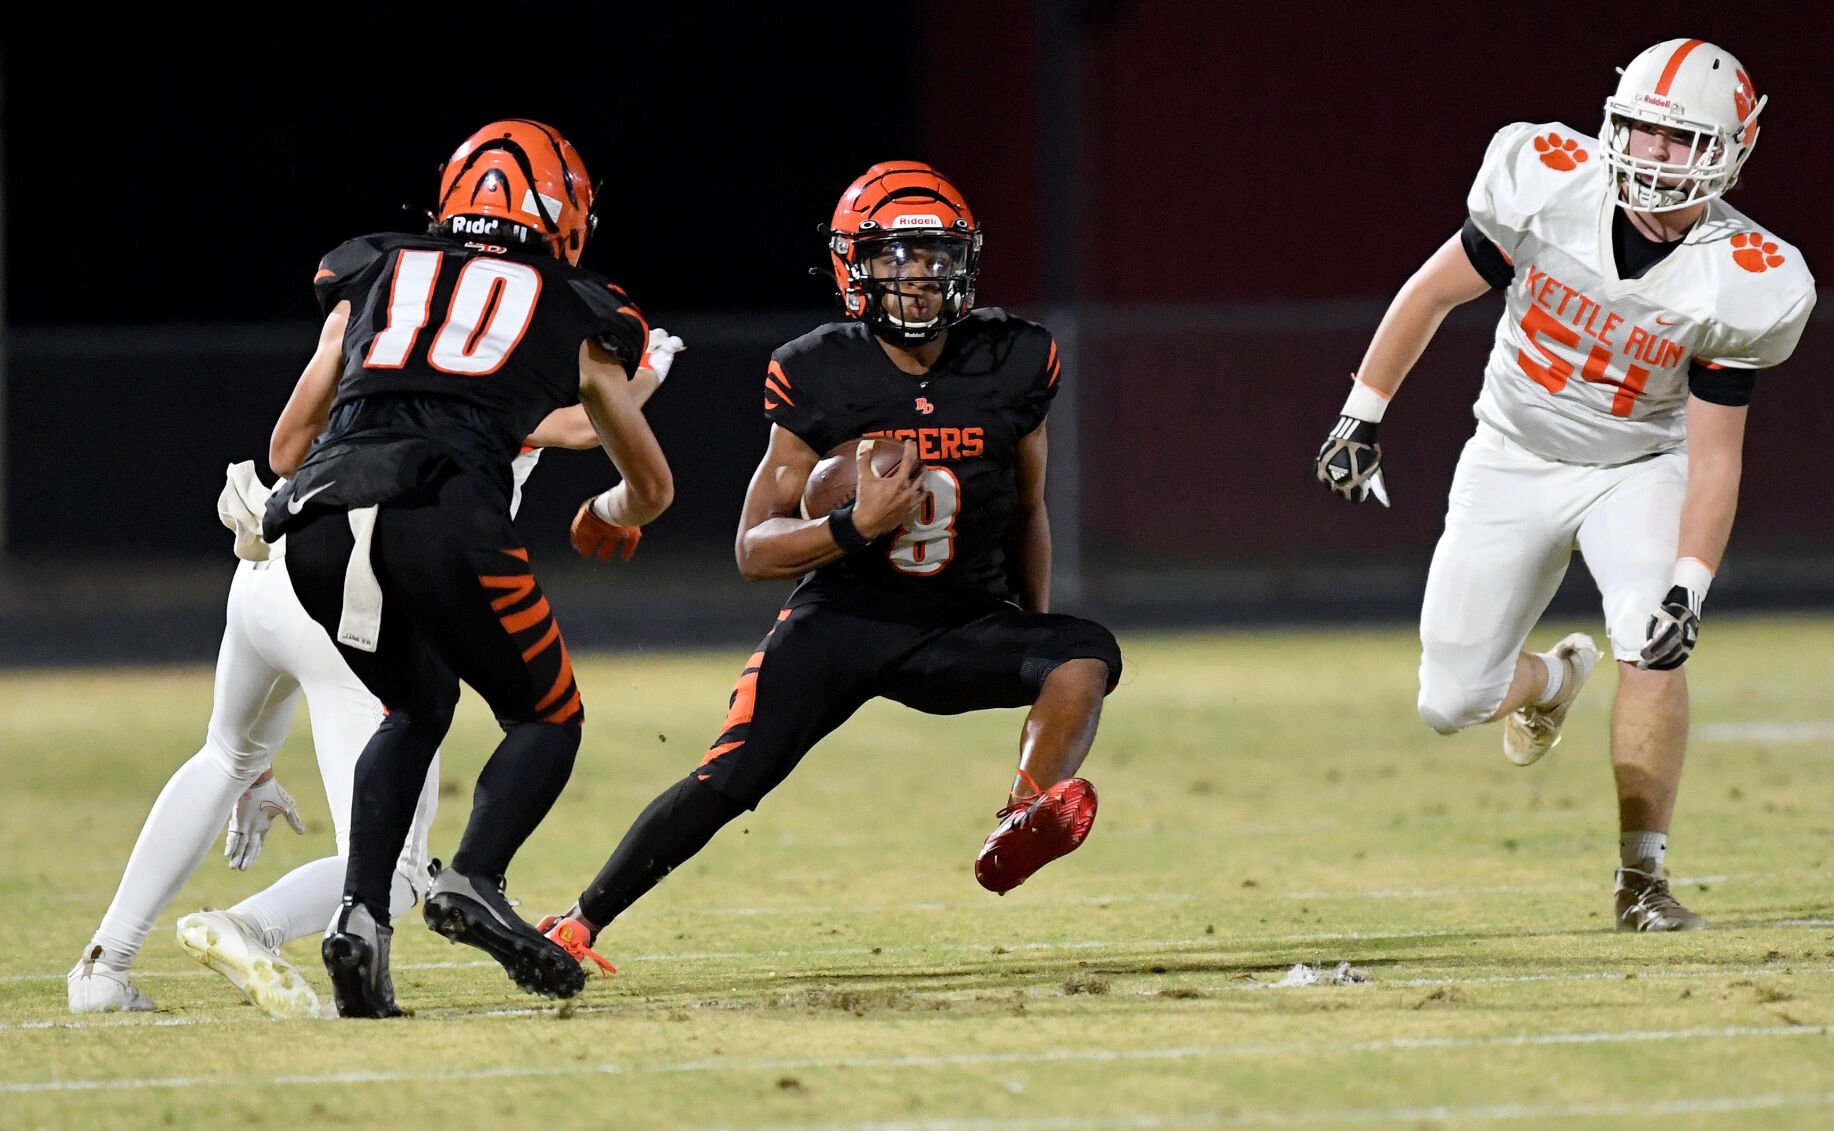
[801,438,911,519]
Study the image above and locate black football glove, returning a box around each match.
[1314,415,1390,506]
[1639,585,1702,671]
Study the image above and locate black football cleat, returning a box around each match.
[423,865,586,1000]
[321,900,403,1019]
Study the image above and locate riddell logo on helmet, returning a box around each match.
[450,216,502,235]
[1636,94,1682,113]
[892,214,945,228]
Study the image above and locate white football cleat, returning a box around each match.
[1503,632,1601,766]
[177,909,322,1020]
[67,945,154,1014]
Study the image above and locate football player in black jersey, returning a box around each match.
[261,120,675,1016]
[536,161,1122,971]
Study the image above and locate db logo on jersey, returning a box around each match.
[915,397,935,415]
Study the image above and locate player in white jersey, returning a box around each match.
[1314,39,1814,931]
[67,332,684,1016]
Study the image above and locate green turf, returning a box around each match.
[4,619,1833,1129]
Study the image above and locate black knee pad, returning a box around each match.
[682,773,753,819]
[379,694,457,740]
[1023,616,1122,692]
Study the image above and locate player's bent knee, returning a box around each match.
[1034,618,1123,692]
[1416,692,1485,736]
[694,773,759,816]
[201,733,275,782]
[378,695,458,738]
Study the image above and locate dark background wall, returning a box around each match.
[928,3,1833,305]
[916,2,1834,569]
[4,4,1829,662]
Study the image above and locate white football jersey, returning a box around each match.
[1466,121,1815,465]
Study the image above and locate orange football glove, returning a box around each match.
[570,499,642,562]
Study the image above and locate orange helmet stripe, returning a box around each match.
[1653,38,1706,96]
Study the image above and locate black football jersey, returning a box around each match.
[765,309,1061,615]
[311,232,647,467]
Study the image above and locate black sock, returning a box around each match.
[578,774,746,929]
[451,721,581,879]
[346,710,447,918]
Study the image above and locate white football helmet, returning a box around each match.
[1600,38,1765,212]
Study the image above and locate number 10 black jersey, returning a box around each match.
[314,232,648,463]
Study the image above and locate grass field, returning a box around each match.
[4,618,1834,1129]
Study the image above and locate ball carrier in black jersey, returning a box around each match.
[535,161,1123,969]
[262,120,674,1016]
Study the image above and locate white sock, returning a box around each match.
[90,749,254,966]
[232,857,423,948]
[1533,651,1566,707]
[1620,831,1668,873]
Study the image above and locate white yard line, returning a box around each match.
[1210,962,1834,994]
[704,893,1198,916]
[2,1025,1828,1094]
[1283,874,1732,900]
[712,1090,1834,1129]
[11,963,1834,1033]
[11,912,1833,992]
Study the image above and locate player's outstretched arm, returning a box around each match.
[1315,234,1493,505]
[1353,233,1494,399]
[269,302,350,477]
[623,327,685,410]
[1007,423,1052,612]
[529,328,686,450]
[577,340,674,527]
[1641,397,1748,670]
[734,426,921,581]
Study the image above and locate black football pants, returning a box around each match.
[574,600,1122,927]
[286,467,584,918]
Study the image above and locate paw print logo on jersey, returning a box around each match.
[1534,132,1589,172]
[1731,232,1785,273]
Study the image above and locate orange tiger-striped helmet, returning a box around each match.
[432,120,595,264]
[826,161,982,344]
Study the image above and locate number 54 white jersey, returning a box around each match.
[1466,121,1815,466]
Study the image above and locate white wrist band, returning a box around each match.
[590,490,619,524]
[1341,379,1391,423]
[1673,557,1714,597]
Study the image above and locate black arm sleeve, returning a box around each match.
[1688,360,1759,407]
[1460,218,1514,289]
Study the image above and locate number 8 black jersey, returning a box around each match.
[765,309,1061,617]
[314,232,648,463]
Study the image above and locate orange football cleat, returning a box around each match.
[974,777,1098,895]
[537,914,617,976]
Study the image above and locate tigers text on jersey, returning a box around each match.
[313,232,647,464]
[1466,122,1815,466]
[765,310,1060,617]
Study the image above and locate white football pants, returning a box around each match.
[90,558,437,963]
[1416,423,1684,734]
